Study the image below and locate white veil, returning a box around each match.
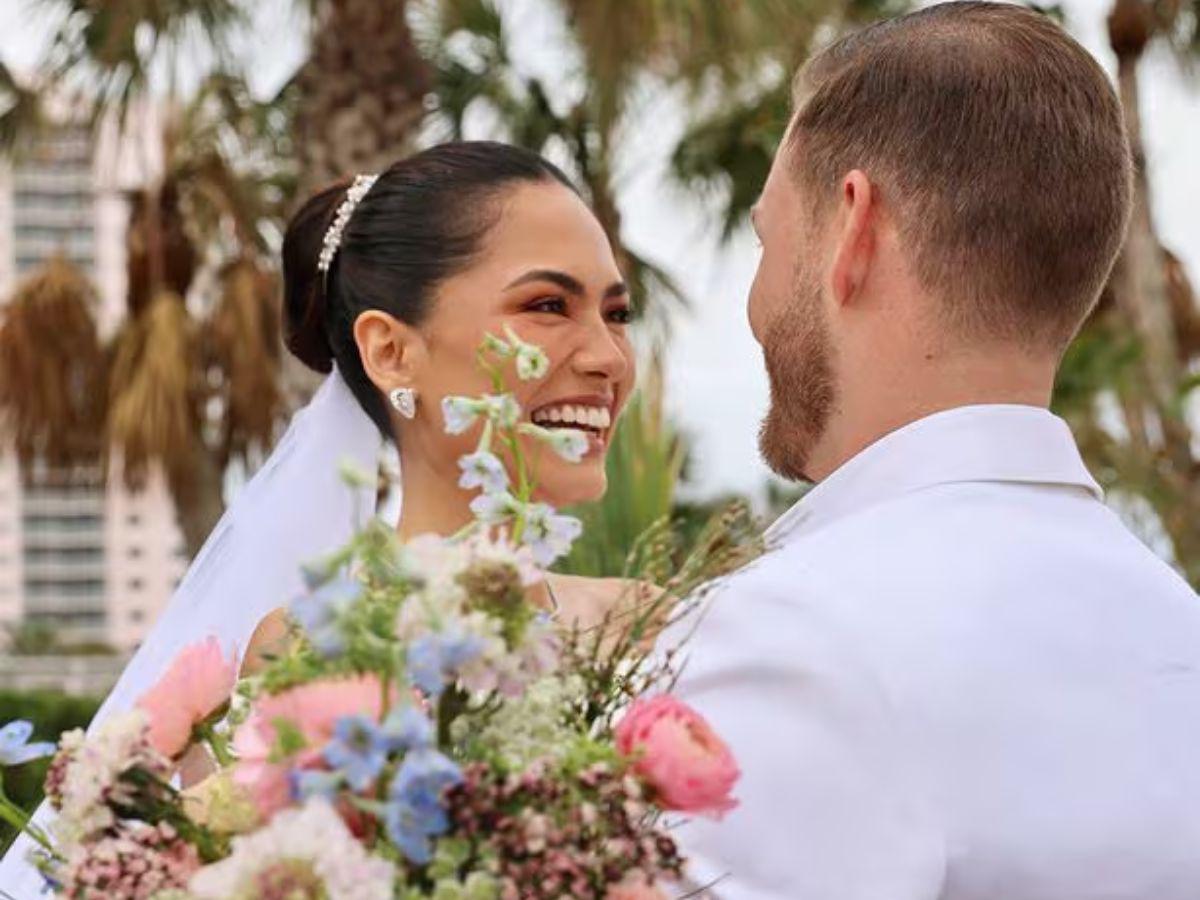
[0,367,388,897]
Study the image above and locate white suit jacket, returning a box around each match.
[670,405,1200,900]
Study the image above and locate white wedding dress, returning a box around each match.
[0,368,387,898]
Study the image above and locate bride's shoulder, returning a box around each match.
[242,607,291,677]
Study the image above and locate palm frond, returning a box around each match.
[671,81,791,240]
[0,61,44,156]
[0,259,106,467]
[107,291,200,487]
[201,258,284,470]
[37,0,246,128]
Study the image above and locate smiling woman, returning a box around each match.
[276,141,640,630]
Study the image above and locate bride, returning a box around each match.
[0,140,641,895]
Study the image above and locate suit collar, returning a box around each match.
[767,404,1102,544]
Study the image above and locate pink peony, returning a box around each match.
[615,695,739,819]
[136,636,238,758]
[605,873,671,900]
[232,676,386,819]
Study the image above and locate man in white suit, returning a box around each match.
[669,3,1200,898]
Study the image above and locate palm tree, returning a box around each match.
[3,0,435,557]
[1053,0,1200,583]
[289,0,432,198]
[0,60,288,555]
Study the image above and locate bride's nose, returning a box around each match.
[570,317,629,381]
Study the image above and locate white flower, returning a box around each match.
[503,325,550,381]
[188,799,395,900]
[461,674,584,768]
[441,396,482,435]
[470,490,518,525]
[518,423,589,463]
[482,393,522,429]
[521,504,583,566]
[515,345,550,381]
[461,529,542,587]
[54,710,166,850]
[458,450,509,494]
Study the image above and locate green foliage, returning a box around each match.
[0,690,101,852]
[1052,319,1142,416]
[558,389,684,578]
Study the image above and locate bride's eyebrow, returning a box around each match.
[504,268,628,300]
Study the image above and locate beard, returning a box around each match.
[757,264,837,482]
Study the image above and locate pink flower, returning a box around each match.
[62,821,199,898]
[615,695,739,819]
[232,676,386,820]
[136,636,238,759]
[606,873,671,900]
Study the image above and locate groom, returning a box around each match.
[670,3,1200,898]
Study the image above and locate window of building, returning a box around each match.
[129,610,145,623]
[127,513,141,527]
[128,546,143,559]
[128,578,144,591]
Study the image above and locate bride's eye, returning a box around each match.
[527,296,567,315]
[606,305,633,325]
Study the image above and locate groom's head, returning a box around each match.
[751,1,1132,481]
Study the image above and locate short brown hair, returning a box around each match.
[788,1,1132,349]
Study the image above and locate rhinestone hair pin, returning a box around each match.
[317,173,380,278]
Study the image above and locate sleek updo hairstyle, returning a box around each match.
[282,141,579,435]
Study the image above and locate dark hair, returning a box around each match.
[787,1,1132,350]
[282,141,579,434]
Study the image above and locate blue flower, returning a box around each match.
[521,504,582,566]
[469,490,516,524]
[0,721,54,767]
[406,631,485,697]
[384,748,463,864]
[379,706,435,751]
[289,767,343,802]
[458,451,508,495]
[289,576,361,657]
[322,715,391,791]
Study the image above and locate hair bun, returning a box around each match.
[281,180,353,374]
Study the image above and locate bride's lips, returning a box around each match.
[528,394,615,456]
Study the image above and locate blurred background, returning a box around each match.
[0,0,1196,839]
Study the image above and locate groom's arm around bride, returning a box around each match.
[665,4,1200,899]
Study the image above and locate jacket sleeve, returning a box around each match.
[662,563,946,900]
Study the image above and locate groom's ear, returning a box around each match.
[829,169,876,308]
[353,309,427,394]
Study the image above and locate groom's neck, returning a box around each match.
[807,345,1057,482]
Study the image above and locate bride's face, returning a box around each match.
[397,180,635,508]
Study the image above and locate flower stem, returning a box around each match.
[194,722,234,768]
[0,790,56,855]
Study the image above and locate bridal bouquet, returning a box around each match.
[0,330,762,900]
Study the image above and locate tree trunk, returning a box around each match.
[292,0,431,199]
[1110,53,1184,421]
[1100,0,1200,584]
[166,440,226,560]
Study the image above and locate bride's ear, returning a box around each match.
[353,309,427,395]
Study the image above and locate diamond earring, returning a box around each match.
[388,387,417,420]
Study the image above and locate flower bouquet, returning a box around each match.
[0,331,762,900]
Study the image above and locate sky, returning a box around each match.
[2,0,1198,503]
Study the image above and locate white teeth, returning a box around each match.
[531,403,612,430]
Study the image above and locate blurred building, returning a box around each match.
[0,115,186,655]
